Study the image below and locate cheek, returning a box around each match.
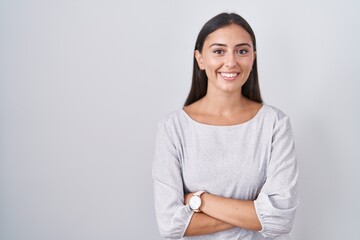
[240,58,254,71]
[203,56,222,68]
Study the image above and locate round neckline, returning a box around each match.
[180,104,266,128]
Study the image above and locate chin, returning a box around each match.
[220,86,242,93]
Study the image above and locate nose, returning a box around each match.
[225,53,236,68]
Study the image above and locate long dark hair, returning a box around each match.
[184,13,262,106]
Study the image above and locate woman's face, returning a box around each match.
[195,24,256,93]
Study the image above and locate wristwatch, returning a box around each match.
[189,191,206,212]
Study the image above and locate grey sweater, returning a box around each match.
[152,104,299,240]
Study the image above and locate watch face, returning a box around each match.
[189,196,201,210]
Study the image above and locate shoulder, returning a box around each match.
[261,104,294,135]
[262,104,290,122]
[157,109,182,125]
[156,108,185,136]
[155,108,187,146]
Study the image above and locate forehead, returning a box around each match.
[204,24,253,47]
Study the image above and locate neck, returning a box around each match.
[199,88,246,116]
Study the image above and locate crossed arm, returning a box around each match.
[154,116,298,238]
[183,192,262,236]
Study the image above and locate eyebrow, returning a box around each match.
[209,43,252,48]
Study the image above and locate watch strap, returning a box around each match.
[193,190,205,197]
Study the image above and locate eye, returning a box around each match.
[213,49,225,55]
[237,49,249,55]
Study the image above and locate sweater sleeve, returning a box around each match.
[152,120,194,239]
[254,115,299,238]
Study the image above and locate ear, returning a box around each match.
[194,50,204,70]
[250,51,256,72]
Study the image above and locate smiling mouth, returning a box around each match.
[219,72,240,80]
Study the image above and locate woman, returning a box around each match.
[152,12,298,239]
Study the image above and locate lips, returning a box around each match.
[219,72,240,81]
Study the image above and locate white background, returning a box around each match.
[1,0,359,239]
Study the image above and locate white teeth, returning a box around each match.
[221,72,238,78]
